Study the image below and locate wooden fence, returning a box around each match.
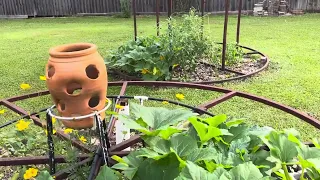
[0,0,319,17]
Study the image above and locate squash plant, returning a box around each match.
[97,103,320,180]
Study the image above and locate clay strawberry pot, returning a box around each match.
[45,43,108,129]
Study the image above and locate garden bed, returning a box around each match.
[108,47,269,84]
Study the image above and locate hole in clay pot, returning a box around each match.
[60,44,91,52]
[58,102,66,111]
[66,82,82,96]
[86,65,99,79]
[48,66,55,78]
[88,95,100,108]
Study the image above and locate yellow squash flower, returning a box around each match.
[175,93,185,100]
[115,104,124,109]
[79,136,87,143]
[0,109,5,114]
[20,83,31,90]
[162,101,169,105]
[39,76,47,81]
[64,128,73,134]
[16,120,31,131]
[160,55,165,60]
[24,167,38,179]
[141,68,149,74]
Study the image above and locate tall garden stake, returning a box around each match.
[46,112,56,174]
[156,0,160,36]
[133,0,137,41]
[222,0,230,70]
[236,0,243,44]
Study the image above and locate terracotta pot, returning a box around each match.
[45,43,108,129]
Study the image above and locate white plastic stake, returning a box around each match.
[115,103,130,151]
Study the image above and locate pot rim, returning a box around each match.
[49,43,97,59]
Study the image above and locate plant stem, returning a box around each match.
[282,164,292,180]
[300,167,305,180]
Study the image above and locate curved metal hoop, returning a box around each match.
[46,98,112,121]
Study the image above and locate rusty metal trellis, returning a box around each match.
[1,81,319,179]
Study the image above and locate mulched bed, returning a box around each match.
[109,54,267,82]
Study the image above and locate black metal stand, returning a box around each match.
[46,112,56,174]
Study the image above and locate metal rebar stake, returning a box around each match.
[95,114,109,166]
[46,112,56,174]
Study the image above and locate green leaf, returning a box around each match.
[135,153,180,180]
[307,167,320,180]
[159,127,182,140]
[267,131,298,163]
[229,162,264,179]
[96,165,119,180]
[170,134,197,157]
[225,119,244,128]
[117,115,151,135]
[142,136,171,154]
[111,155,127,164]
[186,147,217,162]
[250,150,276,176]
[179,161,217,180]
[189,117,222,143]
[130,103,196,130]
[224,124,249,144]
[229,136,250,154]
[202,114,227,127]
[35,171,54,180]
[136,117,148,128]
[136,148,170,160]
[114,151,144,179]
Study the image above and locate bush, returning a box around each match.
[120,0,131,18]
[212,42,244,66]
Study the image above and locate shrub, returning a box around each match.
[212,42,244,66]
[120,0,131,18]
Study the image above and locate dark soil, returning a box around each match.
[172,56,267,82]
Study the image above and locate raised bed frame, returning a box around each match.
[0,81,319,179]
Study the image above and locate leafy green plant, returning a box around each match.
[120,0,131,18]
[106,36,173,80]
[212,42,244,66]
[106,9,216,81]
[97,103,320,180]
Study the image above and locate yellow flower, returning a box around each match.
[175,93,185,100]
[173,64,179,69]
[20,83,31,90]
[45,129,56,135]
[52,117,56,124]
[23,171,33,179]
[16,120,31,131]
[162,101,169,105]
[24,168,38,179]
[64,128,73,134]
[39,75,47,81]
[79,136,87,143]
[0,109,5,114]
[105,99,109,103]
[115,104,124,109]
[141,68,150,74]
[160,55,165,60]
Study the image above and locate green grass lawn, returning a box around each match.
[1,14,320,141]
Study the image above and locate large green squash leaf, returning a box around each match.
[265,131,298,163]
[134,153,180,180]
[130,102,197,130]
[142,136,171,154]
[170,134,198,157]
[229,162,264,180]
[186,147,217,162]
[96,165,120,180]
[178,161,220,180]
[112,151,144,180]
